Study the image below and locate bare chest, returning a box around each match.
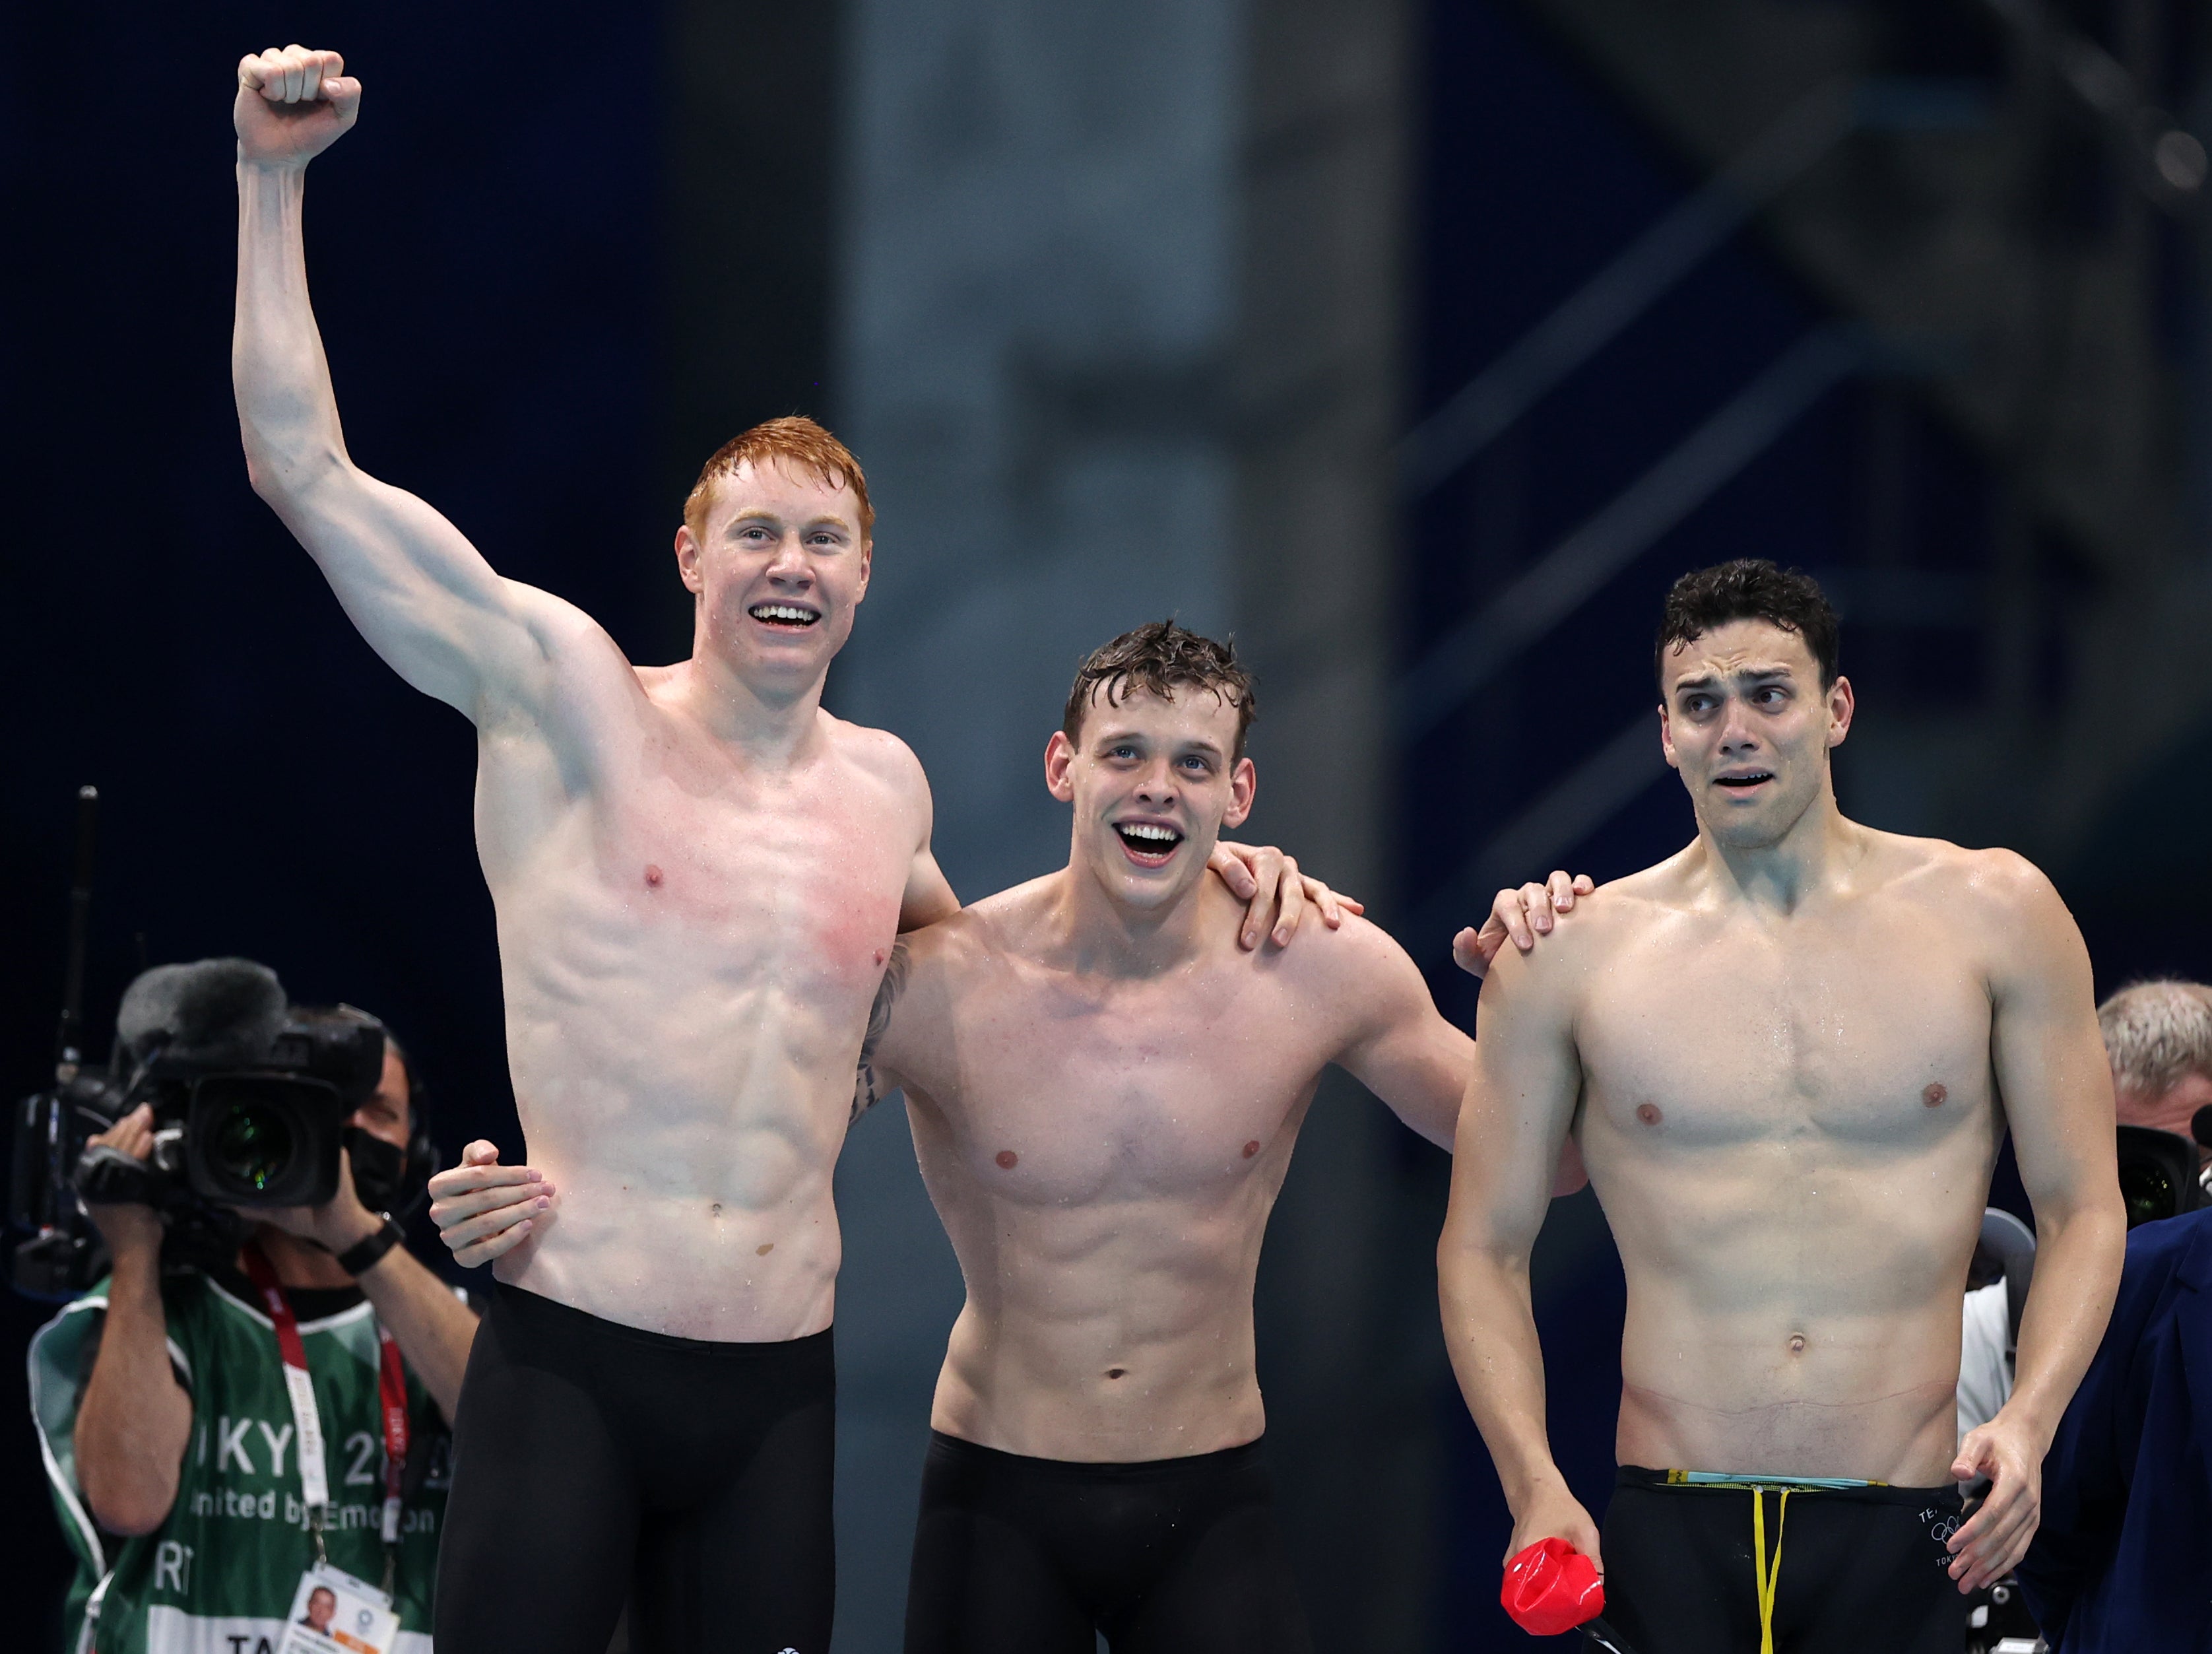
[928,976,1331,1207]
[1577,913,1994,1150]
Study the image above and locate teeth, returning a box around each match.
[1120,824,1180,842]
[750,605,818,623]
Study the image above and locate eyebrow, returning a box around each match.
[727,509,852,533]
[1673,665,1796,694]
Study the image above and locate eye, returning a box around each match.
[1109,744,1139,760]
[1179,756,1212,773]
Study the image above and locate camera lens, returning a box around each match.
[211,1100,296,1194]
[2118,1157,2176,1229]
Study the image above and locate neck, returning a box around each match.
[245,1226,355,1292]
[1691,785,1860,911]
[1048,852,1216,977]
[674,636,830,759]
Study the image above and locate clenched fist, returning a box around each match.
[235,44,360,167]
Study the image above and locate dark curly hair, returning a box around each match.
[1655,559,1840,690]
[1062,620,1258,760]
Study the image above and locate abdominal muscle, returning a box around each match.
[1600,1150,1983,1484]
[930,1198,1267,1463]
[483,932,868,1344]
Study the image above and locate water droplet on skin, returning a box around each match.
[1922,1082,1947,1108]
[995,1150,1018,1170]
[1636,1104,1662,1127]
[645,864,664,888]
[1242,1140,1260,1158]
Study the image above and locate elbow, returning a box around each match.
[82,1467,177,1537]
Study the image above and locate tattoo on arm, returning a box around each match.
[853,939,911,1122]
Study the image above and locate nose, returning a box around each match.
[764,531,812,585]
[1132,758,1179,807]
[1716,697,1761,755]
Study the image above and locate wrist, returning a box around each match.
[333,1215,406,1279]
[318,1204,384,1256]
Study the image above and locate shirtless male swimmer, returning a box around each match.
[438,621,1594,1653]
[230,46,1363,1654]
[1439,560,2127,1654]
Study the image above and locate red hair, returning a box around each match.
[682,416,873,541]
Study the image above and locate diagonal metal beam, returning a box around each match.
[1404,710,1668,950]
[1397,78,1858,498]
[1397,324,1865,744]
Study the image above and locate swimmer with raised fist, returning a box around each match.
[1438,560,2126,1654]
[442,622,1594,1653]
[231,47,1347,1654]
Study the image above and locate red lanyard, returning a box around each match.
[240,1242,411,1563]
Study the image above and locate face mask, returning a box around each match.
[343,1125,408,1214]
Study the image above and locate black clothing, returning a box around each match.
[435,1282,836,1654]
[1596,1466,1970,1654]
[903,1428,1313,1654]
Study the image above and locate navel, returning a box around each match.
[1635,1103,1663,1127]
[1242,1140,1261,1159]
[995,1149,1018,1170]
[644,863,665,888]
[1922,1082,1947,1108]
[1788,1333,1807,1355]
[709,1202,723,1218]
[1105,1368,1126,1381]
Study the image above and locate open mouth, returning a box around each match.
[748,603,822,630]
[1714,770,1774,793]
[1114,821,1185,865]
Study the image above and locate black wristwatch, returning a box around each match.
[335,1214,405,1277]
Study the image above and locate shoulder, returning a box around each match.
[1883,835,2074,937]
[901,877,1052,970]
[826,715,932,803]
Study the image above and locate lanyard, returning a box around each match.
[240,1243,410,1581]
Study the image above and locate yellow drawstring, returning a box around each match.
[1751,1488,1790,1654]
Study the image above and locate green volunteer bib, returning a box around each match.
[30,1270,452,1654]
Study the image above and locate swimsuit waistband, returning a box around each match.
[1617,1463,1961,1506]
[928,1428,1266,1482]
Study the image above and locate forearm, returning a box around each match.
[234,160,348,494]
[2000,1193,2126,1447]
[354,1244,478,1423]
[1439,1237,1564,1508]
[76,1246,191,1533]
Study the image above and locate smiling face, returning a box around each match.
[1658,617,1854,850]
[1046,684,1255,915]
[673,457,870,694]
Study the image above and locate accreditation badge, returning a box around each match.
[277,1560,402,1654]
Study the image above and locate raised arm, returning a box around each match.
[232,46,588,721]
[1435,942,1600,1566]
[1945,855,2126,1593]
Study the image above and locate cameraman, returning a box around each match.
[29,1030,478,1653]
[2012,979,2212,1649]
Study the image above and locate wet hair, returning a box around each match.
[2098,979,2212,1100]
[1062,620,1258,760]
[1654,559,1840,691]
[682,415,873,543]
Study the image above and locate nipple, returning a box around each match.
[1922,1082,1947,1108]
[995,1150,1018,1170]
[1788,1333,1807,1355]
[874,948,888,966]
[1635,1103,1663,1127]
[644,864,665,888]
[1242,1140,1261,1158]
[756,1243,774,1256]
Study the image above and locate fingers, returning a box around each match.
[1268,856,1305,947]
[452,1216,537,1269]
[1210,843,1260,900]
[427,1165,545,1207]
[1299,873,1344,929]
[1451,926,1483,977]
[240,45,346,102]
[1491,886,1536,950]
[463,1139,501,1166]
[1572,873,1595,896]
[1544,869,1579,911]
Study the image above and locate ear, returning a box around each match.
[1825,674,1855,750]
[851,536,872,604]
[1044,730,1077,802]
[674,523,704,596]
[1656,701,1680,771]
[1222,755,1256,828]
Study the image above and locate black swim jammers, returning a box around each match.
[904,1429,1315,1654]
[1596,1465,1971,1653]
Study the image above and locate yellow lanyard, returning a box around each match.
[1751,1487,1790,1654]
